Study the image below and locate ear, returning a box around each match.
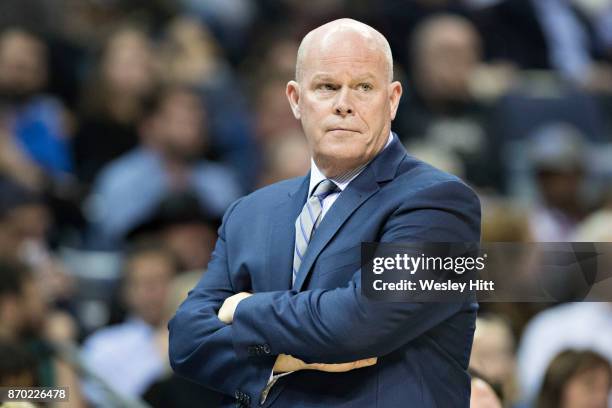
[388,81,403,121]
[286,80,301,120]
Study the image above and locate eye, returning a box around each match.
[357,83,373,92]
[316,83,337,91]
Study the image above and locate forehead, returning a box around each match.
[301,31,387,81]
[0,34,44,58]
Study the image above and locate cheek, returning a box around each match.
[562,380,589,406]
[359,97,389,124]
[301,98,327,121]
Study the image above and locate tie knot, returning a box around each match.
[312,179,338,199]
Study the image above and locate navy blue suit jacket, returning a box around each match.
[168,134,481,407]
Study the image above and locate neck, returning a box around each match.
[315,131,390,178]
[314,157,360,179]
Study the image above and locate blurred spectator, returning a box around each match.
[530,0,612,91]
[143,270,222,407]
[258,129,310,187]
[85,85,241,249]
[481,197,532,242]
[0,28,72,188]
[470,0,612,92]
[398,14,503,189]
[81,242,177,405]
[410,14,481,106]
[127,191,219,272]
[0,176,75,305]
[470,314,519,406]
[159,17,228,88]
[573,209,612,241]
[536,349,611,408]
[179,0,256,63]
[372,0,472,73]
[159,17,258,190]
[0,176,49,260]
[0,260,46,343]
[0,109,43,190]
[574,0,612,68]
[517,302,612,405]
[0,340,38,387]
[255,78,303,145]
[73,26,156,185]
[0,259,85,406]
[526,123,595,241]
[478,196,546,338]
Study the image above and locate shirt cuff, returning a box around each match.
[260,369,295,404]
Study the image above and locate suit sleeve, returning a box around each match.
[168,198,275,403]
[231,180,481,363]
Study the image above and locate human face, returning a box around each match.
[125,253,175,326]
[155,90,206,162]
[561,365,611,408]
[103,29,154,98]
[287,32,402,177]
[416,21,479,102]
[0,32,47,99]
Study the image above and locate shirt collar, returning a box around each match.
[309,131,394,196]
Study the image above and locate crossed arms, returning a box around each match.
[168,180,480,400]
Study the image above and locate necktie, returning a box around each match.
[260,179,339,405]
[293,179,338,286]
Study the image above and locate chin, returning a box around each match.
[317,144,368,173]
[321,140,363,158]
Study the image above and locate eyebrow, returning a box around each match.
[310,73,377,82]
[310,74,335,82]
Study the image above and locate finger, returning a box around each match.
[353,357,377,368]
[309,358,378,372]
[308,363,352,372]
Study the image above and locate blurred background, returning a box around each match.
[0,0,611,407]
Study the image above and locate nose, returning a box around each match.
[333,88,354,116]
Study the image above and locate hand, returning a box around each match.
[273,353,377,373]
[218,292,252,323]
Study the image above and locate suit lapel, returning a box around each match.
[266,175,309,291]
[293,134,407,291]
[293,169,379,291]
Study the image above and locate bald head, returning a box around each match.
[295,19,393,83]
[285,18,402,178]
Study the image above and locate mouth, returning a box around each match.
[327,128,360,133]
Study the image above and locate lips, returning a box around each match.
[327,128,359,133]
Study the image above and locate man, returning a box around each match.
[0,258,86,407]
[169,19,481,407]
[399,14,499,189]
[81,243,178,405]
[517,302,612,406]
[87,85,242,249]
[0,28,72,184]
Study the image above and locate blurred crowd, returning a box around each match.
[0,0,612,407]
